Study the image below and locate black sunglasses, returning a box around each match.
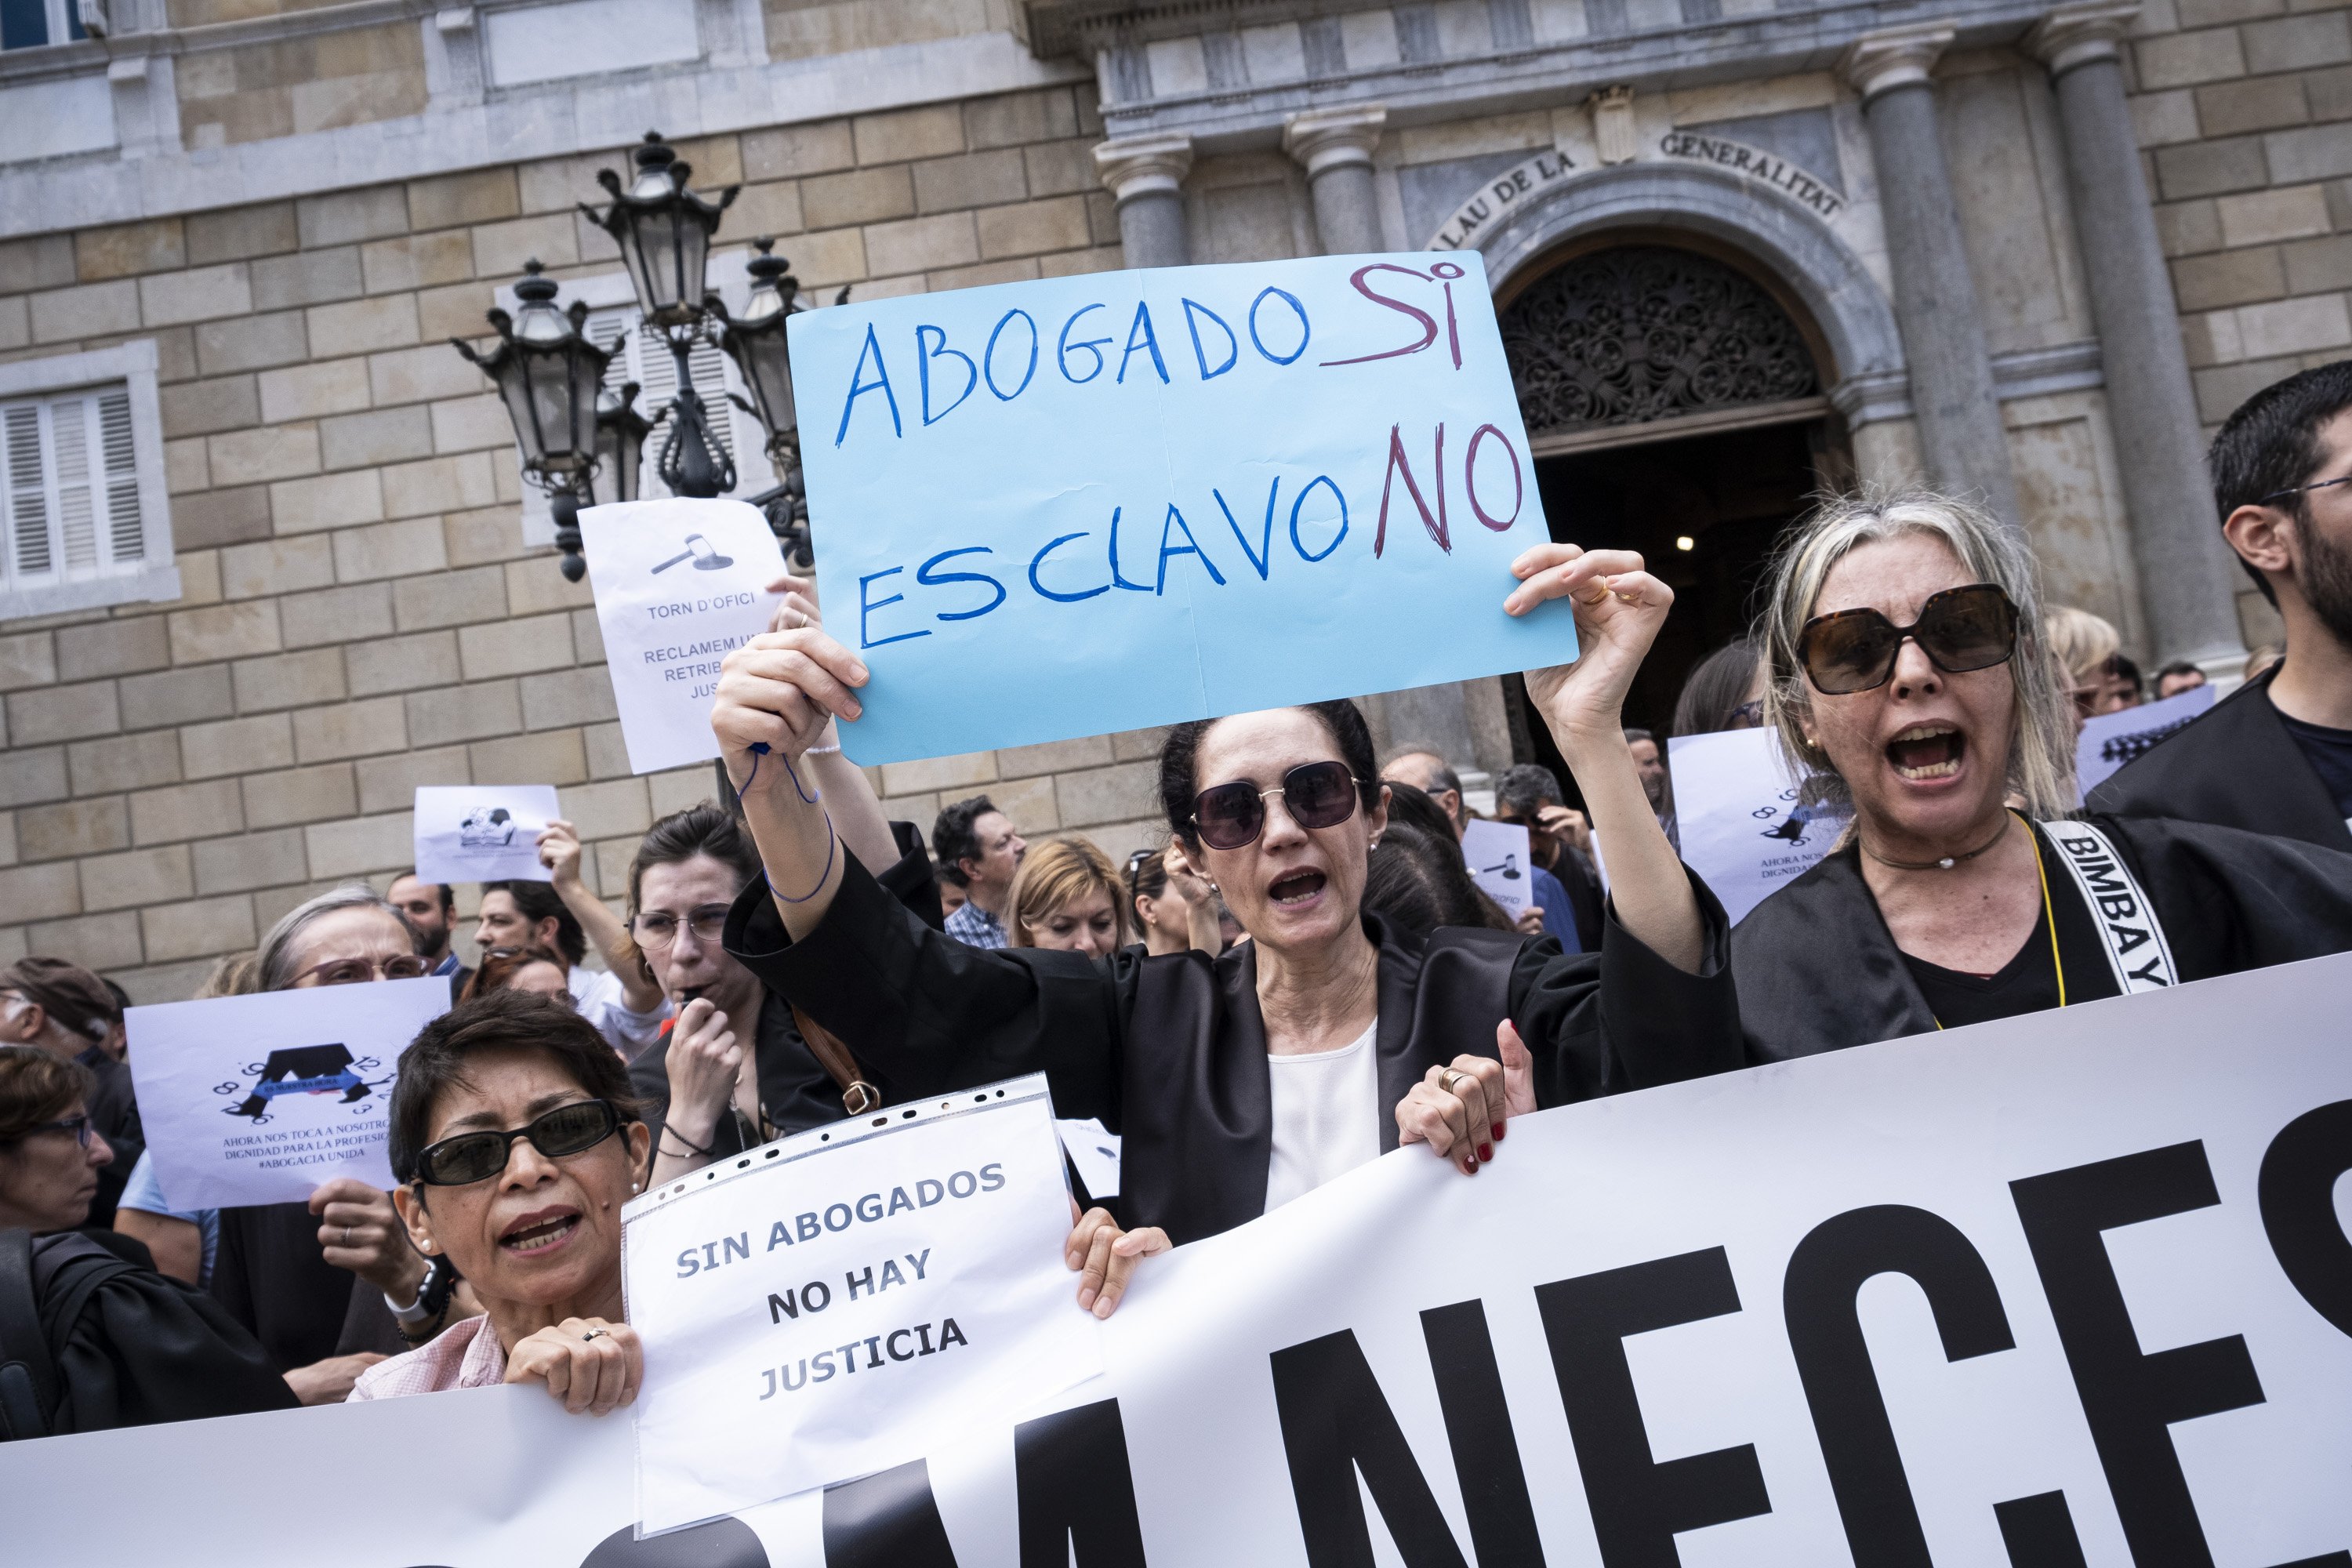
[413,1099,622,1187]
[1797,583,2020,696]
[1190,760,1363,851]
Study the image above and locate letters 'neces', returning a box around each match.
[814,1115,2352,1568]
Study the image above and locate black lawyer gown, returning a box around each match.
[722,847,1737,1247]
[2089,665,2352,853]
[1612,814,2352,1081]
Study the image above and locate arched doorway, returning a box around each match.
[1495,237,1852,771]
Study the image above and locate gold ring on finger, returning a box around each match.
[1440,1069,1468,1095]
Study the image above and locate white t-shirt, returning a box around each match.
[1263,1018,1381,1212]
[570,965,669,1056]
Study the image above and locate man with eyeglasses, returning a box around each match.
[2093,361,2352,851]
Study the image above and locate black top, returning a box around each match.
[1618,813,2352,1080]
[724,844,1735,1246]
[2090,666,2352,852]
[632,822,946,1157]
[75,1048,142,1231]
[2278,710,2352,822]
[23,1230,296,1435]
[207,1203,404,1373]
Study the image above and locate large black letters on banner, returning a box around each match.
[1534,1247,1773,1566]
[1014,1399,1148,1568]
[582,1517,769,1567]
[1270,1328,1472,1568]
[823,1458,959,1568]
[2010,1142,2264,1568]
[1419,1299,1547,1566]
[1991,1493,2089,1568]
[2259,1099,2352,1338]
[1782,1204,2017,1566]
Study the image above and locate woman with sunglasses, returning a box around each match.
[707,538,1712,1314]
[354,989,652,1407]
[1619,492,2352,1070]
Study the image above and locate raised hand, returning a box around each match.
[1396,1020,1538,1174]
[711,626,868,787]
[536,818,585,888]
[1505,544,1674,746]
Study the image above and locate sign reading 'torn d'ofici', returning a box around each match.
[791,252,1573,766]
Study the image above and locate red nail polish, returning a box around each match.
[1492,1123,1504,1141]
[1479,1144,1494,1162]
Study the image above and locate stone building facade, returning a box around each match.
[0,0,2343,999]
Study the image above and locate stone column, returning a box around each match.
[1093,134,1195,269]
[1283,105,1388,254]
[1839,24,2024,528]
[2028,2,2247,669]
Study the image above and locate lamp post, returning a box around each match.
[451,130,822,580]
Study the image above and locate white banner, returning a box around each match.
[412,782,558,884]
[123,977,450,1210]
[1669,726,1847,924]
[623,1073,1099,1530]
[2075,684,2216,801]
[21,954,2352,1565]
[582,497,786,776]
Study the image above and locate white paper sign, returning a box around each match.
[125,978,452,1210]
[2076,683,2216,800]
[622,1072,1099,1530]
[1670,726,1849,924]
[1460,817,1533,920]
[412,784,558,884]
[1055,1116,1122,1200]
[582,498,786,776]
[19,954,2352,1566]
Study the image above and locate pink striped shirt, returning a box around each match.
[349,1314,505,1400]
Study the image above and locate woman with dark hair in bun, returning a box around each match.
[708,540,1727,1317]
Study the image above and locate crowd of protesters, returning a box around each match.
[2,360,2349,1445]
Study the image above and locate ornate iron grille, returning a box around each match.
[1499,246,1819,434]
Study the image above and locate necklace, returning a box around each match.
[1859,811,2013,872]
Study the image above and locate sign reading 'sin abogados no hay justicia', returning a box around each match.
[790,252,1573,766]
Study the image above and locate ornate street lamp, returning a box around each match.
[450,260,612,581]
[582,131,739,500]
[590,380,653,508]
[456,130,833,579]
[710,237,810,565]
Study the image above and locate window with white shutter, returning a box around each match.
[506,271,779,547]
[0,342,179,620]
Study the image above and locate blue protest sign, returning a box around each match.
[792,252,1573,764]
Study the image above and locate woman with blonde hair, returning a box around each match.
[1610,490,2352,1065]
[1008,837,1134,960]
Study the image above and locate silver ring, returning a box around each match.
[340,1225,353,1247]
[581,1327,608,1342]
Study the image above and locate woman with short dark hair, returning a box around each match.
[354,990,651,1409]
[0,1046,294,1436]
[709,539,1720,1316]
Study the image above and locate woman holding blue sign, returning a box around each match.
[1601,492,2352,1067]
[707,539,1730,1312]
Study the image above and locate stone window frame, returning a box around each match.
[0,338,180,623]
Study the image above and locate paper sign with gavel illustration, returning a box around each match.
[651,534,735,574]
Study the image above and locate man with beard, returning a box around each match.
[2092,361,2352,849]
[388,873,470,995]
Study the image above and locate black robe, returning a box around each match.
[633,823,946,1156]
[208,1204,405,1373]
[724,848,1735,1246]
[2089,666,2352,852]
[1625,814,2352,1076]
[25,1230,296,1434]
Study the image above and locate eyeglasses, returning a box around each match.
[1190,760,1363,851]
[1797,583,2020,696]
[2257,474,2352,506]
[412,1099,622,1186]
[17,1114,93,1149]
[297,954,434,986]
[1728,699,1765,728]
[629,905,732,949]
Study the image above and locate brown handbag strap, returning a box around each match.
[789,1004,880,1116]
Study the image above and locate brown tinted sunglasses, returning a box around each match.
[1797,583,2020,695]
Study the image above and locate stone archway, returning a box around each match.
[1469,158,1907,431]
